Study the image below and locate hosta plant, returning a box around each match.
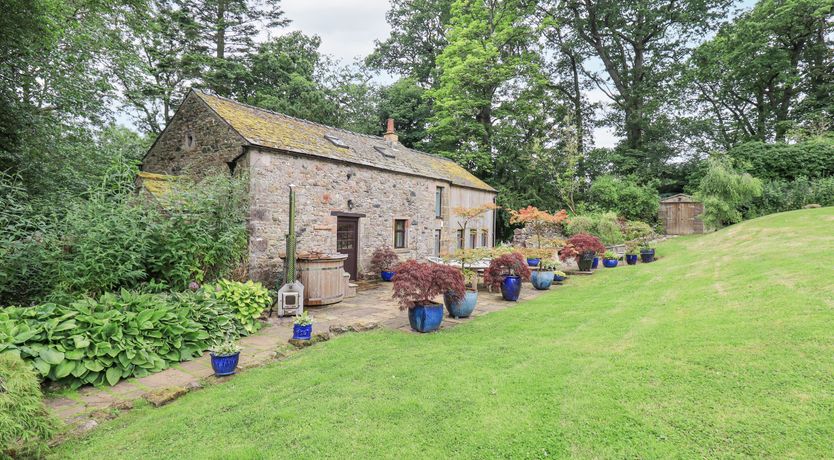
[391,260,465,309]
[293,311,313,326]
[210,338,241,357]
[210,280,272,334]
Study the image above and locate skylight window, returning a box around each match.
[324,134,349,148]
[374,145,396,158]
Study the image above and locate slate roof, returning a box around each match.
[193,90,495,192]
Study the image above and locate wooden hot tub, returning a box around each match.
[296,254,348,306]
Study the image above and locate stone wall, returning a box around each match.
[246,148,446,282]
[142,92,245,177]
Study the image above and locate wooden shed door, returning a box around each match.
[336,217,359,280]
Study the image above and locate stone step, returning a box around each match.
[346,283,358,298]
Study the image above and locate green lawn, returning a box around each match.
[55,208,834,459]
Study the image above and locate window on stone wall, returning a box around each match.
[469,229,477,248]
[394,219,407,248]
[481,229,489,247]
[184,131,196,150]
[435,187,443,218]
[434,229,441,256]
[457,229,465,249]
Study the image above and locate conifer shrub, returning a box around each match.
[0,353,56,457]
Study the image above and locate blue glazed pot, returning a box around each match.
[554,274,567,284]
[500,275,522,301]
[531,271,554,290]
[591,257,600,269]
[640,248,655,263]
[292,323,312,340]
[444,290,478,318]
[380,271,395,282]
[526,258,540,267]
[210,352,240,377]
[626,254,638,265]
[408,304,444,333]
[603,259,618,268]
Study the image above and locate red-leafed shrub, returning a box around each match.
[484,252,531,289]
[369,247,399,272]
[391,260,465,310]
[558,233,605,262]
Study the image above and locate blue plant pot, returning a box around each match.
[380,271,395,282]
[408,304,444,333]
[626,254,638,265]
[210,352,240,377]
[640,249,655,263]
[526,258,540,267]
[603,259,618,268]
[500,275,522,301]
[531,271,554,290]
[591,257,600,269]
[292,323,312,340]
[577,251,595,271]
[444,290,478,318]
[554,274,567,284]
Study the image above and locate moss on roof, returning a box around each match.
[137,172,179,201]
[194,91,495,192]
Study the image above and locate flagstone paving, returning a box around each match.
[46,281,550,431]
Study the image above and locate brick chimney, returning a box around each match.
[383,118,399,144]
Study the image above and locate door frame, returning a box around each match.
[333,212,364,280]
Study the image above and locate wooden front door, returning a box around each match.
[336,217,359,280]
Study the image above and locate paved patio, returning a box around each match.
[46,281,550,430]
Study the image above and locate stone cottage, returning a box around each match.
[140,90,497,282]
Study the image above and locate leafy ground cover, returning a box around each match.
[55,208,834,458]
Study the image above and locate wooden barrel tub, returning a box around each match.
[296,254,348,306]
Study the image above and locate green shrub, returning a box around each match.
[209,280,272,334]
[696,158,763,229]
[146,174,248,289]
[587,175,660,222]
[565,213,625,245]
[727,136,834,181]
[0,353,56,457]
[746,176,834,218]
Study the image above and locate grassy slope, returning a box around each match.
[56,208,834,459]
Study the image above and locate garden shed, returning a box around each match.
[659,194,704,235]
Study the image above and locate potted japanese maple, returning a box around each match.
[210,338,241,377]
[485,252,532,301]
[559,233,605,272]
[602,251,619,268]
[531,258,560,290]
[370,247,399,281]
[292,311,313,340]
[392,260,465,332]
[509,206,569,267]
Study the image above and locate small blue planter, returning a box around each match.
[210,352,240,377]
[380,271,395,282]
[554,273,567,284]
[408,304,444,332]
[626,254,638,265]
[531,271,554,290]
[292,323,312,340]
[591,257,600,269]
[444,290,478,318]
[526,258,540,267]
[603,259,618,268]
[500,275,522,301]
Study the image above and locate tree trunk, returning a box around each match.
[215,0,226,60]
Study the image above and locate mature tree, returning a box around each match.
[689,0,834,146]
[559,0,732,173]
[367,0,454,87]
[116,1,204,134]
[376,78,433,148]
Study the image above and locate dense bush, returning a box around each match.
[484,252,532,290]
[0,282,270,388]
[727,137,834,181]
[391,260,466,309]
[368,247,399,273]
[0,170,249,306]
[587,175,660,222]
[559,233,606,262]
[696,158,763,229]
[0,353,56,457]
[746,176,834,218]
[564,212,625,245]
